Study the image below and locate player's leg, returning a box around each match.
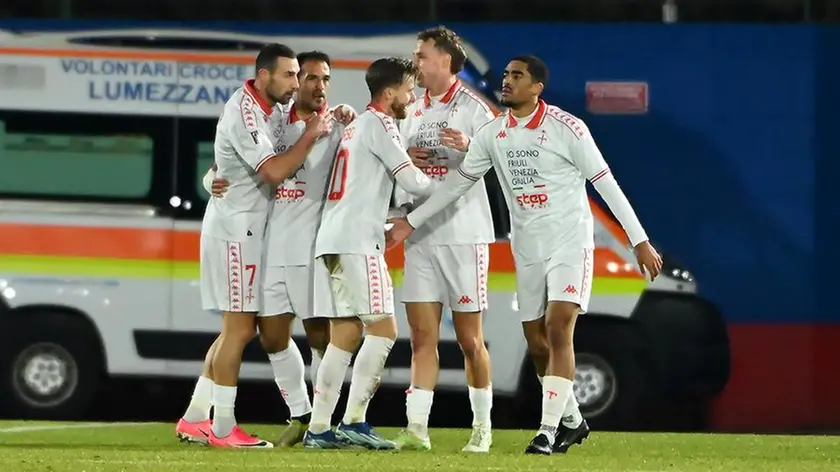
[548,250,593,454]
[334,254,397,450]
[396,243,443,450]
[525,249,593,455]
[303,317,329,380]
[258,266,311,446]
[175,336,218,443]
[304,260,335,381]
[444,244,493,453]
[304,255,363,449]
[205,237,272,448]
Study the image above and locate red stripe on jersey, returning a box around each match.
[590,168,611,183]
[458,166,480,182]
[392,161,411,176]
[254,153,274,172]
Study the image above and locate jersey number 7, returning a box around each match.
[328,147,349,201]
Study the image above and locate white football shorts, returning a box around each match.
[262,263,336,319]
[200,232,264,314]
[515,248,594,323]
[401,243,489,312]
[318,253,395,318]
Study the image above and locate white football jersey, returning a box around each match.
[202,80,283,242]
[409,100,647,265]
[316,104,432,256]
[399,80,496,245]
[265,105,344,266]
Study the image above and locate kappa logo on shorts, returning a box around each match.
[563,285,577,294]
[458,295,474,305]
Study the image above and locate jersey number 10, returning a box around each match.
[328,147,349,201]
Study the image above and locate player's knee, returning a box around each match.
[456,334,484,361]
[544,313,575,348]
[364,314,397,340]
[221,315,257,345]
[303,319,330,352]
[258,330,290,353]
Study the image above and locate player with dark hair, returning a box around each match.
[301,57,433,449]
[175,43,332,449]
[387,55,662,455]
[199,50,357,447]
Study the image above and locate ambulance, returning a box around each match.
[0,28,730,429]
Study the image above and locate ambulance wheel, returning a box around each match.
[574,320,649,430]
[0,311,103,420]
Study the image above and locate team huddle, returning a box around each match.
[175,26,662,456]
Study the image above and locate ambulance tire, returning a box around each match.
[574,320,649,430]
[0,310,103,420]
[513,319,649,431]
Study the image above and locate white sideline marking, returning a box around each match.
[0,422,151,433]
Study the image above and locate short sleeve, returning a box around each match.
[227,100,276,172]
[569,127,611,184]
[370,114,414,177]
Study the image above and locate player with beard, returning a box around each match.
[386,55,661,455]
[200,51,355,447]
[302,57,434,449]
[175,44,332,449]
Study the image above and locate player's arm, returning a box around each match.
[372,122,434,198]
[229,109,326,185]
[569,125,649,246]
[405,131,493,230]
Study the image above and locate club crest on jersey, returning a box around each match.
[537,130,548,145]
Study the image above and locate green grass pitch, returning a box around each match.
[0,421,836,471]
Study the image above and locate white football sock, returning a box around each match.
[342,335,394,424]
[211,384,238,438]
[538,376,574,439]
[310,347,324,385]
[267,342,312,419]
[182,375,214,423]
[562,391,584,428]
[468,385,493,427]
[405,387,434,432]
[309,344,353,434]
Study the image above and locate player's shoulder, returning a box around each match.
[474,112,506,138]
[453,86,496,117]
[223,86,264,131]
[363,107,399,135]
[541,103,590,140]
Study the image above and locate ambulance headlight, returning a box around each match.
[0,279,13,302]
[661,256,694,283]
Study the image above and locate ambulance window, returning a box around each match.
[0,111,171,203]
[195,141,215,203]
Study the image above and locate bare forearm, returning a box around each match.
[258,134,318,184]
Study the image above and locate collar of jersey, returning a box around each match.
[507,99,547,129]
[243,79,275,115]
[288,102,328,124]
[423,79,461,108]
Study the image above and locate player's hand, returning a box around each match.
[331,105,356,125]
[440,128,470,152]
[407,147,432,167]
[385,217,414,250]
[211,178,230,198]
[634,241,663,281]
[304,113,332,139]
